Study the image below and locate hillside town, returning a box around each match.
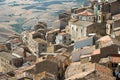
[0,0,120,80]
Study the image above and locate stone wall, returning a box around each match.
[87,23,106,36]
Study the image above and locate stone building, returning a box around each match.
[34,71,57,80]
[71,7,87,19]
[0,52,23,73]
[34,22,47,31]
[66,19,93,41]
[24,56,60,80]
[0,72,16,80]
[77,9,95,22]
[32,30,46,40]
[22,31,47,57]
[55,52,71,79]
[46,28,60,44]
[0,44,8,52]
[106,14,120,37]
[65,62,116,80]
[96,35,113,48]
[59,12,71,30]
[91,0,120,23]
[55,32,71,45]
[71,46,96,62]
[15,65,34,80]
[74,37,94,51]
[31,38,47,57]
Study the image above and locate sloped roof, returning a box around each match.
[0,51,17,61]
[110,55,120,63]
[72,20,93,27]
[47,28,59,34]
[71,46,95,62]
[97,36,112,42]
[34,38,47,43]
[74,37,94,49]
[77,9,94,16]
[65,62,113,80]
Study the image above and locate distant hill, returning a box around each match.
[0,0,89,41]
[0,24,18,43]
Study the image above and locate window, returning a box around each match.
[76,28,78,32]
[10,61,12,65]
[60,40,62,43]
[81,16,87,21]
[64,40,66,43]
[42,44,45,47]
[64,36,66,40]
[98,16,101,20]
[112,63,118,68]
[42,49,45,51]
[69,39,71,41]
[81,29,82,33]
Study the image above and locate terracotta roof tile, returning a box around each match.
[95,63,112,76]
[110,56,120,63]
[47,29,59,34]
[77,10,94,16]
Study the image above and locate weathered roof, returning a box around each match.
[77,9,94,16]
[59,32,70,36]
[0,51,17,61]
[65,62,113,80]
[72,46,95,62]
[35,59,59,75]
[107,20,113,24]
[107,14,120,24]
[72,20,93,27]
[97,36,112,42]
[74,37,94,49]
[0,44,7,51]
[99,57,110,63]
[56,54,67,62]
[0,74,15,80]
[92,49,100,55]
[80,49,100,59]
[69,18,78,22]
[47,28,59,34]
[109,55,120,63]
[34,38,47,43]
[23,65,35,72]
[112,13,120,21]
[108,0,118,3]
[59,32,67,35]
[12,47,24,58]
[36,71,56,80]
[36,55,59,64]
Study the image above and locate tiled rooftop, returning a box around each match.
[112,13,120,21]
[71,46,95,62]
[65,62,113,80]
[110,55,120,63]
[34,38,47,43]
[47,28,59,34]
[0,51,17,61]
[77,9,94,16]
[72,20,93,27]
[97,35,112,42]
